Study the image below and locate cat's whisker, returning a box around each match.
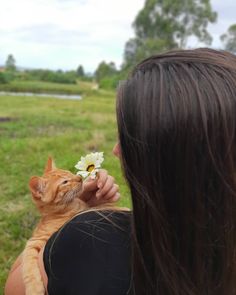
[64,184,83,205]
[64,191,74,204]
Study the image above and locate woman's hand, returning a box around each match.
[79,169,120,207]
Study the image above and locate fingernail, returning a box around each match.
[113,193,120,201]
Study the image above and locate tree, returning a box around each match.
[77,65,85,77]
[123,0,217,68]
[220,24,236,54]
[5,54,16,71]
[95,61,117,82]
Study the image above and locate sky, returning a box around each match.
[0,0,236,72]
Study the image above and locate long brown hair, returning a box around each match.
[117,48,236,295]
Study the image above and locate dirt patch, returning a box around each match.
[1,201,25,213]
[0,117,12,123]
[85,131,105,151]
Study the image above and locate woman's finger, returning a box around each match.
[96,175,114,199]
[109,193,120,202]
[97,169,108,189]
[83,177,97,192]
[102,184,119,200]
[83,169,108,192]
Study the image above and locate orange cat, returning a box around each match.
[22,158,88,295]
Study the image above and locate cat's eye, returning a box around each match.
[62,180,69,185]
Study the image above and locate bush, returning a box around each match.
[99,73,123,90]
[0,73,8,84]
[24,69,77,84]
[0,72,15,84]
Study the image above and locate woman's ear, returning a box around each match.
[29,176,46,199]
[113,142,121,158]
[44,157,56,174]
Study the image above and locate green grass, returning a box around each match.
[0,80,106,95]
[0,82,130,292]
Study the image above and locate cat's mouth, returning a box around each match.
[64,183,83,205]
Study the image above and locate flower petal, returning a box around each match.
[77,170,90,178]
[90,169,99,179]
[75,159,87,171]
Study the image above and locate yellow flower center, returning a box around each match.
[87,164,95,172]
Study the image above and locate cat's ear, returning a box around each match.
[44,157,56,174]
[29,176,46,199]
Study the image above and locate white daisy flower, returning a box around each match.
[75,152,104,179]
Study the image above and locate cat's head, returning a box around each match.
[29,157,84,214]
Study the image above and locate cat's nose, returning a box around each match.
[75,175,82,183]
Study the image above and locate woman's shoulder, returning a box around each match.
[67,208,132,225]
[45,209,131,252]
[56,208,130,236]
[44,209,132,294]
[44,209,131,265]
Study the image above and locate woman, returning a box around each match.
[116,48,236,295]
[6,47,236,295]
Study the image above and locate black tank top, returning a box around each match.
[43,210,132,295]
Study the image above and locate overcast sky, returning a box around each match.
[0,0,235,72]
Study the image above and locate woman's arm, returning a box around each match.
[4,248,48,295]
[4,253,25,295]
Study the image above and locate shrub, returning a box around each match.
[0,72,15,84]
[24,69,77,84]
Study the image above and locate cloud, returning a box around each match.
[0,0,236,71]
[0,0,144,71]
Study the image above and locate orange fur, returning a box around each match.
[22,158,87,295]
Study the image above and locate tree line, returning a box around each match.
[1,0,236,88]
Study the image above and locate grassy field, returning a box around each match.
[0,80,104,95]
[0,81,130,292]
